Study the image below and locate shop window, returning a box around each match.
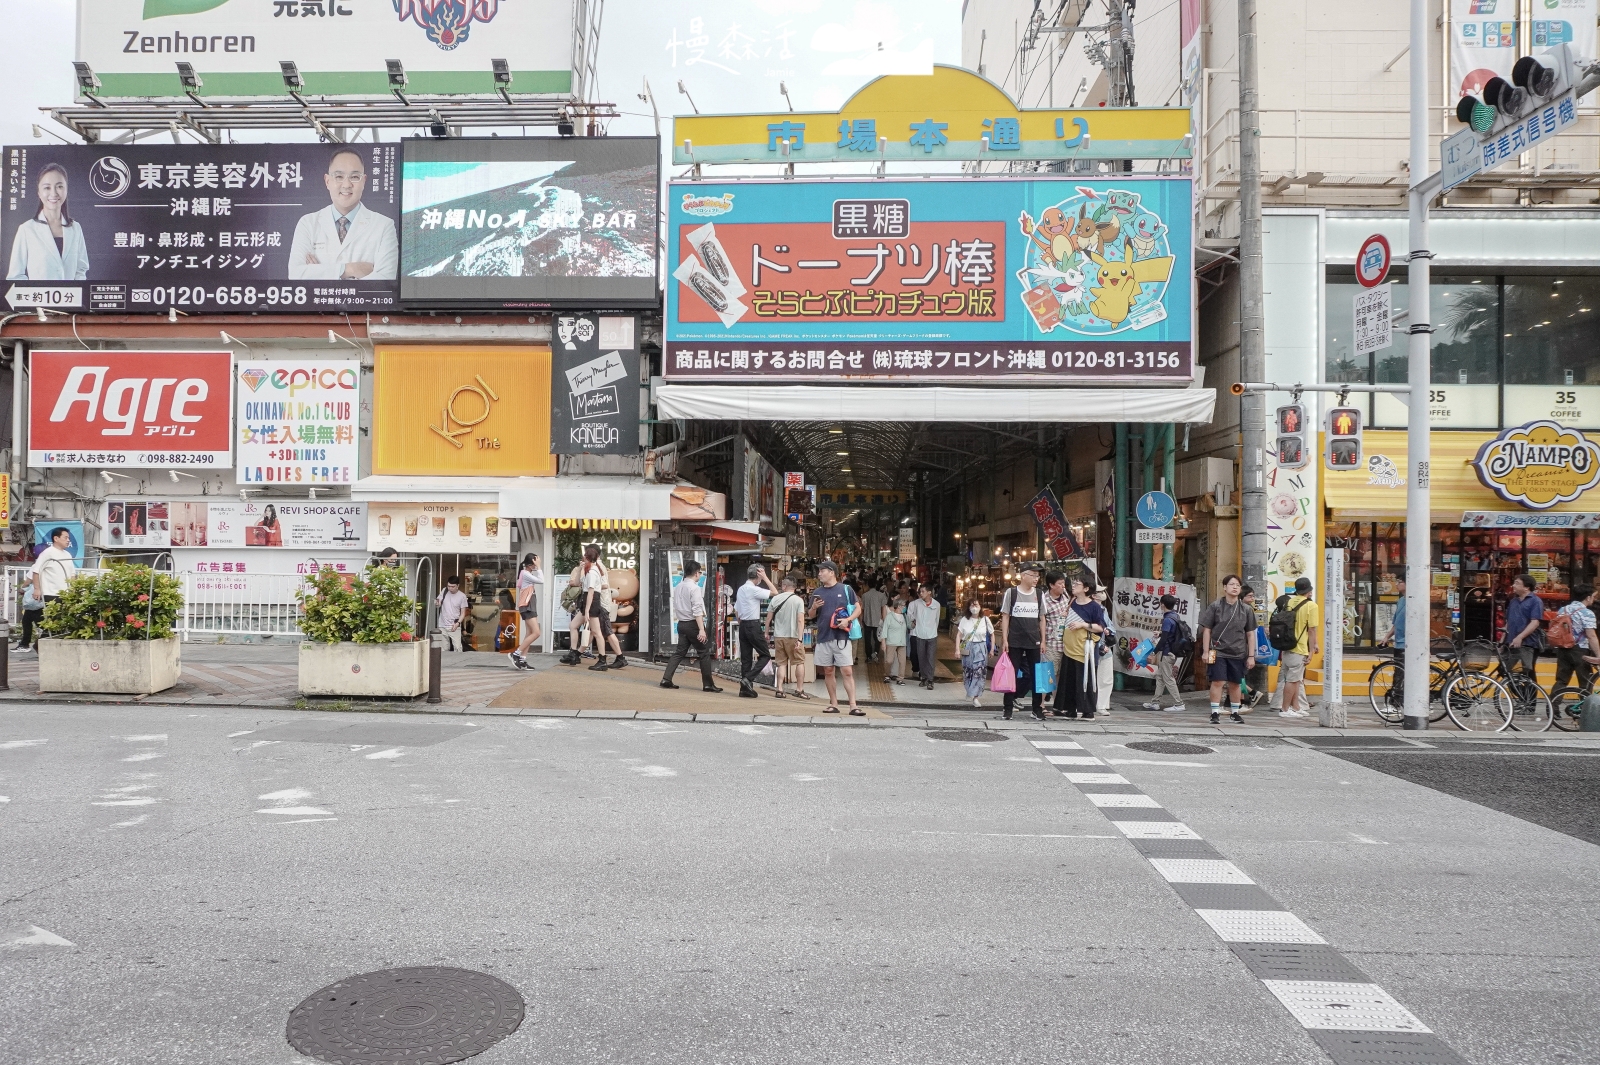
[1502,275,1600,385]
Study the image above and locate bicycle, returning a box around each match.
[1545,657,1600,731]
[1366,633,1481,726]
[1479,644,1554,733]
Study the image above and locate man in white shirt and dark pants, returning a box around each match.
[18,526,77,651]
[735,563,777,698]
[434,575,471,652]
[287,149,398,281]
[661,559,722,693]
[906,584,942,689]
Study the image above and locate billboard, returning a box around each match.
[549,313,641,456]
[236,360,360,485]
[399,137,658,308]
[2,143,398,313]
[103,498,365,550]
[366,503,509,555]
[29,350,232,468]
[664,177,1193,382]
[78,0,578,99]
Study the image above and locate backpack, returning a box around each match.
[1546,606,1577,649]
[1166,612,1195,657]
[1268,596,1310,652]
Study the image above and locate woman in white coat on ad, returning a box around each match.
[8,163,89,281]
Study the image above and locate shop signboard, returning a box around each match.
[236,359,359,485]
[1472,420,1600,509]
[371,346,554,476]
[399,137,658,309]
[1111,577,1197,678]
[549,312,641,456]
[365,503,509,555]
[102,498,365,549]
[1503,384,1600,429]
[77,0,579,99]
[817,489,907,509]
[2,144,399,314]
[29,350,232,468]
[664,175,1193,383]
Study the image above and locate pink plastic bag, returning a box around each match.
[989,652,1017,693]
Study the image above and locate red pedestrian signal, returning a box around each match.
[1274,403,1308,470]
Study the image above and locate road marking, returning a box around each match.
[256,806,335,816]
[1102,758,1214,767]
[272,817,338,825]
[911,830,1119,839]
[1084,793,1163,808]
[630,765,678,778]
[1045,755,1105,765]
[1261,981,1431,1032]
[0,739,48,749]
[516,719,568,730]
[113,814,149,828]
[727,724,772,735]
[2,925,74,949]
[1063,772,1130,784]
[1195,909,1327,944]
[227,730,255,738]
[1029,741,1084,749]
[789,773,823,781]
[364,748,405,760]
[122,752,163,762]
[1148,858,1255,884]
[0,796,8,803]
[1113,821,1201,839]
[123,734,167,743]
[92,797,158,806]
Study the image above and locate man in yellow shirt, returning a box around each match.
[1277,577,1321,719]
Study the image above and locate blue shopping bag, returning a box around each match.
[1035,659,1057,694]
[1253,625,1279,666]
[1129,636,1156,669]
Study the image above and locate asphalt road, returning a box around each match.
[2,707,1597,1065]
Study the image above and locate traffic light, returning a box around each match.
[1326,405,1363,471]
[1455,44,1576,137]
[1274,403,1307,470]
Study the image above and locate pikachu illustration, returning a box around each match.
[1086,243,1175,325]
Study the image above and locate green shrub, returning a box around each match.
[297,564,416,644]
[41,565,183,641]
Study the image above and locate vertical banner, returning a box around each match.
[1180,0,1202,183]
[1449,0,1519,100]
[549,312,641,456]
[1321,548,1347,727]
[1026,487,1085,560]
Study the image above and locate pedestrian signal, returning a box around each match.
[1274,403,1307,470]
[1326,405,1363,471]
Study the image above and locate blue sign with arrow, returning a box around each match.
[1136,491,1176,529]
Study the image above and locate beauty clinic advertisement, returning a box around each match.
[235,359,360,484]
[28,350,232,467]
[102,498,365,550]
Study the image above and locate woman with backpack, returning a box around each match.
[956,600,994,708]
[1143,593,1190,712]
[578,544,628,672]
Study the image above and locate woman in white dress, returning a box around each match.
[8,164,90,281]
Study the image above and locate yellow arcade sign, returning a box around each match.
[672,65,1191,165]
[1472,420,1600,510]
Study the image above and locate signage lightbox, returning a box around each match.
[236,360,360,485]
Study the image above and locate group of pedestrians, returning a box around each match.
[988,563,1115,721]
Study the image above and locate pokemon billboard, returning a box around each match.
[664,177,1193,383]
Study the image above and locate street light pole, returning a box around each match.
[1237,0,1267,603]
[1404,0,1432,730]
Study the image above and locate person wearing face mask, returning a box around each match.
[880,595,909,684]
[956,600,995,708]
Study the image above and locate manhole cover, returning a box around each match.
[1125,740,1213,755]
[287,966,524,1065]
[925,729,1008,743]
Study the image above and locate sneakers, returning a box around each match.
[1210,711,1221,724]
[509,652,530,670]
[1278,708,1308,719]
[559,650,581,666]
[1162,704,1185,713]
[1230,711,1245,724]
[587,657,609,672]
[610,655,627,669]
[1142,701,1162,711]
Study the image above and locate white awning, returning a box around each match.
[351,475,676,520]
[654,385,1217,424]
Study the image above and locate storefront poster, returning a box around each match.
[236,359,359,484]
[32,519,85,562]
[664,176,1193,382]
[174,548,368,603]
[29,350,232,468]
[2,144,398,314]
[1112,577,1198,678]
[103,499,365,550]
[365,503,509,555]
[549,312,641,456]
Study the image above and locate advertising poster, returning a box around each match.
[549,312,641,455]
[1449,1,1597,100]
[32,519,85,562]
[174,549,368,603]
[1112,577,1198,678]
[399,137,658,308]
[78,0,577,98]
[29,350,232,468]
[236,359,360,485]
[103,498,365,550]
[2,143,398,313]
[365,503,510,555]
[664,176,1193,382]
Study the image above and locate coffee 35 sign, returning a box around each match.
[1472,421,1600,509]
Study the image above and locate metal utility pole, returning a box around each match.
[1403,0,1432,729]
[1107,1,1129,106]
[1237,0,1267,600]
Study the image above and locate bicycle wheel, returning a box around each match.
[1368,660,1403,724]
[1549,686,1587,732]
[1444,671,1513,732]
[1426,662,1451,723]
[1504,675,1553,733]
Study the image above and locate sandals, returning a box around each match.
[773,690,786,699]
[848,708,865,716]
[793,690,813,700]
[824,705,841,713]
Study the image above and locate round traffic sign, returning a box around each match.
[1136,491,1176,529]
[1356,233,1392,288]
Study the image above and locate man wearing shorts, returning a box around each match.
[807,561,862,715]
[1199,574,1255,725]
[765,576,809,699]
[1276,577,1320,720]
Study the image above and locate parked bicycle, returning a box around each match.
[1478,644,1554,733]
[1366,632,1479,726]
[1547,666,1599,732]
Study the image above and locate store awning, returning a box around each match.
[351,476,680,520]
[684,520,762,545]
[654,385,1217,424]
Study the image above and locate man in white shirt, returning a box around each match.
[434,575,471,652]
[287,149,398,280]
[906,584,942,690]
[18,526,77,651]
[734,563,777,698]
[661,559,722,692]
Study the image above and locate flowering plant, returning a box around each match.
[41,565,182,640]
[297,564,415,644]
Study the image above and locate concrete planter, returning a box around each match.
[298,640,428,698]
[37,636,181,695]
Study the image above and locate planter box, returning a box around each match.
[37,636,181,695]
[299,640,428,698]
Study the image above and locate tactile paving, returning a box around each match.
[1064,772,1130,784]
[1193,909,1326,944]
[1308,1031,1470,1064]
[1045,755,1105,765]
[1229,944,1370,983]
[1028,740,1084,749]
[1148,858,1254,883]
[1113,820,1201,839]
[1096,805,1180,822]
[1260,981,1430,1032]
[1085,793,1163,808]
[1171,882,1283,911]
[1130,838,1225,860]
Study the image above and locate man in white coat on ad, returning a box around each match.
[287,148,398,280]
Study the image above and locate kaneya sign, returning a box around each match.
[1472,420,1600,510]
[29,350,232,468]
[664,176,1193,383]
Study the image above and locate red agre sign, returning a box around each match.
[28,350,233,468]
